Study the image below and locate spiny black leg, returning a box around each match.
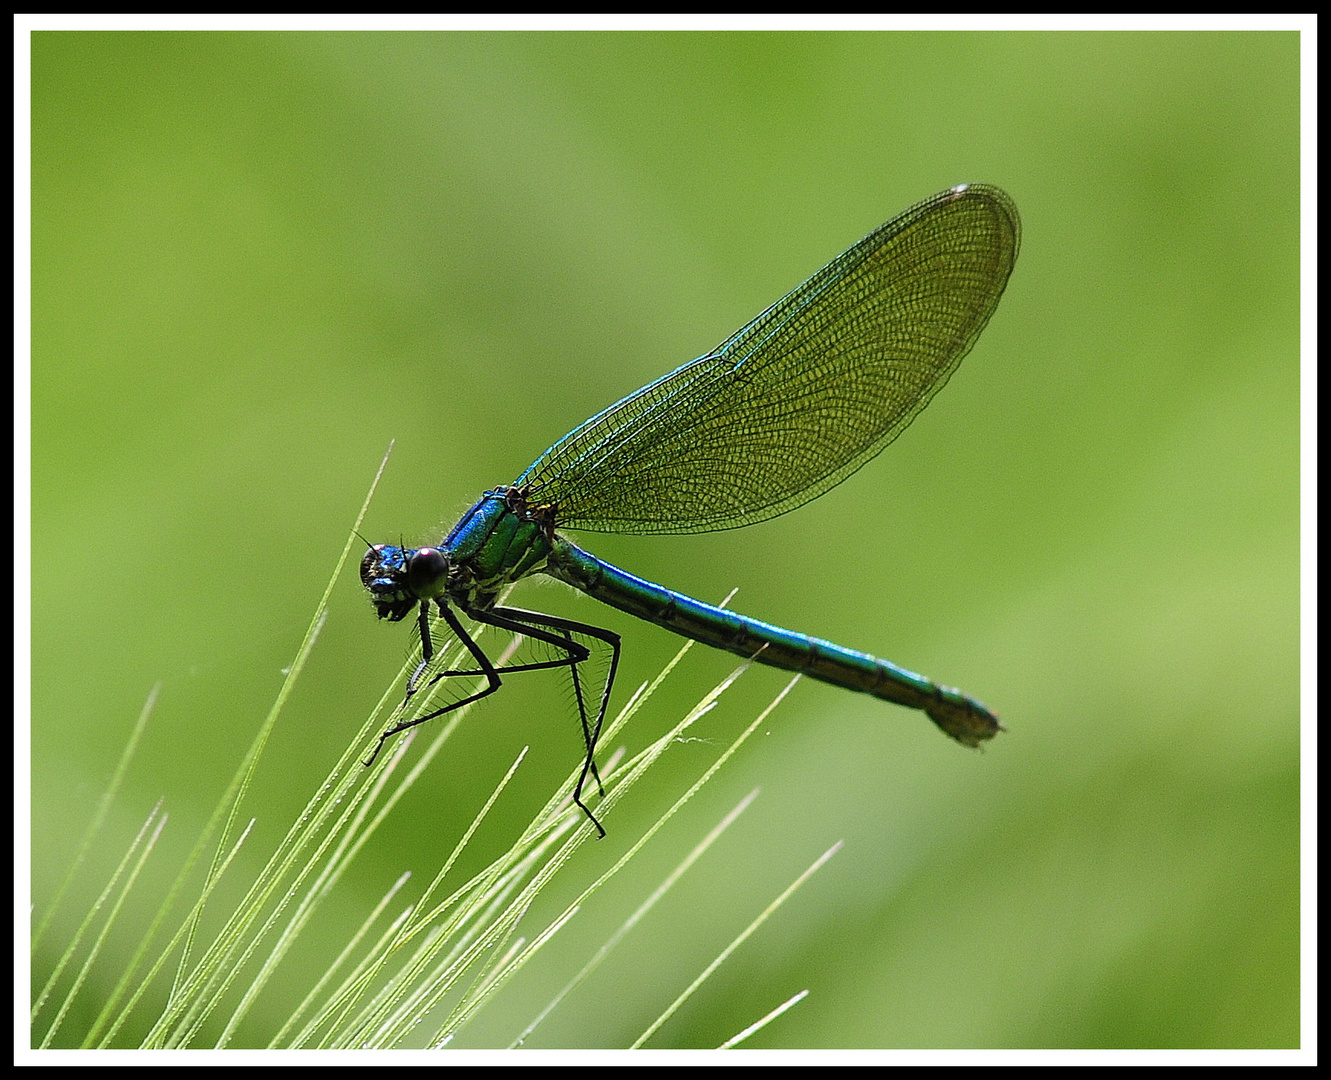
[371,601,606,764]
[457,604,605,836]
[406,601,598,695]
[478,605,621,839]
[370,597,622,838]
[363,599,502,766]
[404,599,590,694]
[560,627,603,798]
[541,625,603,798]
[404,599,437,700]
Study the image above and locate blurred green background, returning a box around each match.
[30,31,1300,1049]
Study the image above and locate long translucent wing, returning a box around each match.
[515,184,1019,534]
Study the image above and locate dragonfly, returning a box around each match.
[362,183,1020,837]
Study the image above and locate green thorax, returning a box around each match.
[444,487,555,596]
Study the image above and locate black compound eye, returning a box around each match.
[405,547,448,597]
[360,544,387,585]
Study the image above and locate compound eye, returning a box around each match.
[405,547,448,597]
[360,543,393,585]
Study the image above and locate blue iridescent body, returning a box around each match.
[362,184,1021,836]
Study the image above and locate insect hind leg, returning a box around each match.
[474,604,622,838]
